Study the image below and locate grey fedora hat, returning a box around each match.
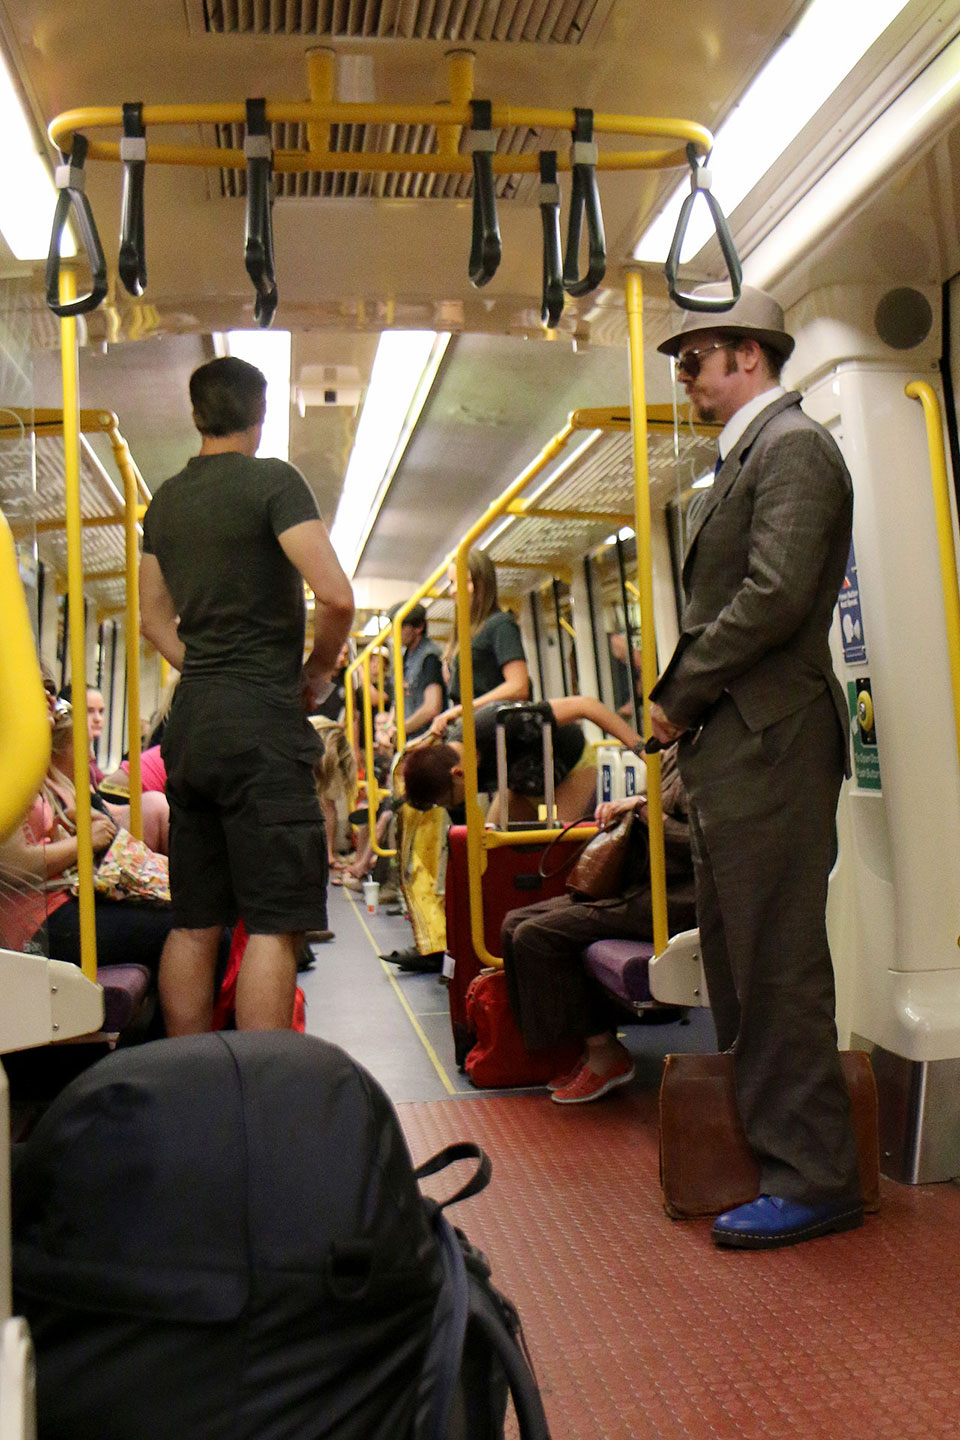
[658,283,795,360]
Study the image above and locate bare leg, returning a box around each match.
[235,931,299,1030]
[159,926,222,1036]
[584,1031,632,1075]
[321,795,339,864]
[105,793,170,854]
[487,791,536,827]
[556,765,599,823]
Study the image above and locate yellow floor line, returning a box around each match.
[345,891,456,1096]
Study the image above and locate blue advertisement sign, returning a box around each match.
[838,541,867,665]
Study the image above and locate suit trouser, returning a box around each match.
[679,690,860,1205]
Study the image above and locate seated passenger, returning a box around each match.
[48,713,170,856]
[0,707,176,976]
[404,695,643,825]
[86,687,106,786]
[101,743,168,797]
[501,744,697,1103]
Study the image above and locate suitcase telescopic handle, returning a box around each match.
[494,702,556,831]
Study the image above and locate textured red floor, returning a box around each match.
[400,1088,960,1440]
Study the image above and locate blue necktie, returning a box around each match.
[714,450,724,477]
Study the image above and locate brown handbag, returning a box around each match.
[538,810,638,900]
[658,1049,881,1219]
[565,811,637,899]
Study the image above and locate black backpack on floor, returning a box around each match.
[12,1031,550,1440]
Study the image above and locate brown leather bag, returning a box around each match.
[658,1050,880,1219]
[565,812,637,899]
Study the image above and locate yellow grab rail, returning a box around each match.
[0,515,50,843]
[347,644,396,860]
[906,381,960,780]
[50,76,712,178]
[391,556,455,754]
[1,407,147,840]
[456,421,576,969]
[625,269,667,957]
[60,269,97,981]
[453,386,710,965]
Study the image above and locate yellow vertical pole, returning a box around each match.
[454,541,493,964]
[361,652,376,826]
[376,650,385,714]
[906,381,960,777]
[624,267,668,956]
[343,655,358,808]
[305,47,335,157]
[0,515,50,841]
[108,427,142,839]
[440,50,474,161]
[392,612,407,753]
[60,269,97,981]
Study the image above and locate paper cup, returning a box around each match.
[363,880,380,913]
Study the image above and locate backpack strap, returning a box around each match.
[414,1142,491,1209]
[466,1277,552,1439]
[411,1208,470,1440]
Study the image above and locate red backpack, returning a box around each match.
[211,921,306,1033]
[464,969,580,1088]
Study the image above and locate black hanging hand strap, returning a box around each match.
[243,98,278,328]
[562,108,606,298]
[414,1141,492,1209]
[664,144,742,312]
[118,102,147,296]
[538,151,564,328]
[465,99,501,287]
[45,132,108,318]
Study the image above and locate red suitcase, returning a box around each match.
[444,704,594,1066]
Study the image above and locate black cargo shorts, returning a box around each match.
[162,683,328,934]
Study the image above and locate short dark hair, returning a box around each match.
[189,357,267,437]
[404,604,428,634]
[402,743,459,810]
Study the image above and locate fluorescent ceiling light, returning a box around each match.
[634,0,911,264]
[222,330,292,461]
[330,331,449,577]
[0,46,74,261]
[363,614,386,636]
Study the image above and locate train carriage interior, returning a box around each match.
[3,0,960,1434]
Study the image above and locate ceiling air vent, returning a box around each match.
[196,0,614,42]
[207,116,554,199]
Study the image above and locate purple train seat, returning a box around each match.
[97,964,151,1032]
[583,938,655,1010]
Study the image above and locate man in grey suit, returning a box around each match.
[650,284,863,1249]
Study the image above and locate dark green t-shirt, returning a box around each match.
[448,609,526,704]
[141,453,319,701]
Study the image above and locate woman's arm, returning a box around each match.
[549,695,642,751]
[473,658,530,710]
[430,658,530,735]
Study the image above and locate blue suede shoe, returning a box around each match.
[712,1194,864,1249]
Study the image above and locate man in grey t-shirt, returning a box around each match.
[140,356,354,1034]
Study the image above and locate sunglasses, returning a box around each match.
[674,341,738,380]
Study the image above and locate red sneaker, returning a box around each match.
[547,1059,586,1092]
[551,1057,635,1105]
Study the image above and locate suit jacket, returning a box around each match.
[652,391,852,747]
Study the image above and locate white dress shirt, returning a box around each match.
[716,385,786,463]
